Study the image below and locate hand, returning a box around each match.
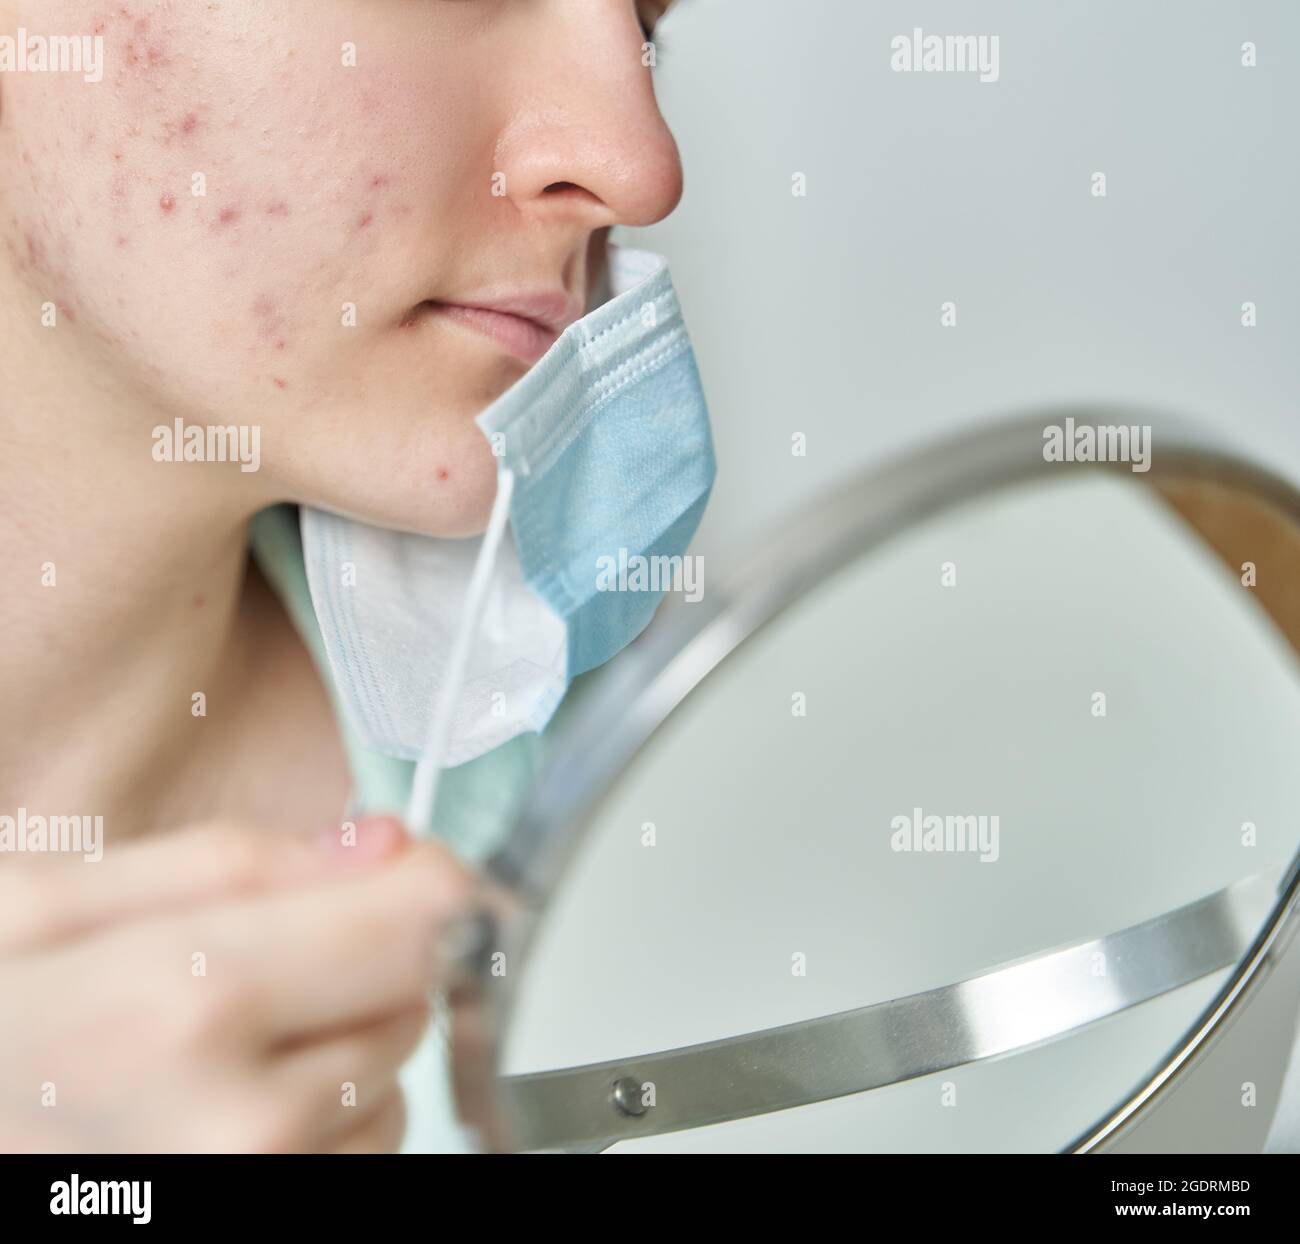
[0,816,474,1153]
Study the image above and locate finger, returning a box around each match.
[327,1088,408,1154]
[217,839,477,1038]
[272,1005,430,1142]
[0,816,409,952]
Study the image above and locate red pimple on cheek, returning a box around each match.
[436,468,450,482]
[370,175,390,189]
[123,14,169,72]
[163,110,203,146]
[254,300,293,358]
[218,207,241,225]
[191,593,205,610]
[357,212,373,230]
[272,378,288,390]
[159,193,176,214]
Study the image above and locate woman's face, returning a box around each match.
[0,0,680,535]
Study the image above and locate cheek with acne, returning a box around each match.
[1,0,455,399]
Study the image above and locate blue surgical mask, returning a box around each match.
[300,247,716,823]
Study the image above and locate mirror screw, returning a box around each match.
[611,1076,649,1117]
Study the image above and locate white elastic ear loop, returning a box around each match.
[406,468,517,832]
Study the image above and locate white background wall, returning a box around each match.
[626,0,1299,563]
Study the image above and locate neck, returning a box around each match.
[0,286,301,838]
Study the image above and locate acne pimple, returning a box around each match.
[251,296,294,354]
[357,212,373,230]
[370,175,391,190]
[217,207,242,226]
[181,113,199,135]
[126,34,169,70]
[436,468,450,482]
[191,593,205,610]
[159,194,176,214]
[272,378,288,390]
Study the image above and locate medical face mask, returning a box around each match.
[300,246,716,824]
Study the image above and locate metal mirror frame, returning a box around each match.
[469,405,1300,1153]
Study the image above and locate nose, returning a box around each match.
[492,2,685,233]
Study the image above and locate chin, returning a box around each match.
[299,436,502,540]
[426,458,502,539]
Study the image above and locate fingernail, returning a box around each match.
[316,815,409,864]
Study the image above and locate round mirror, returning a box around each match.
[457,410,1300,1153]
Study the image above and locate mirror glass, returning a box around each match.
[496,470,1300,1152]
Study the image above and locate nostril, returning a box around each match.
[538,182,609,215]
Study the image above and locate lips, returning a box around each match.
[411,290,583,365]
